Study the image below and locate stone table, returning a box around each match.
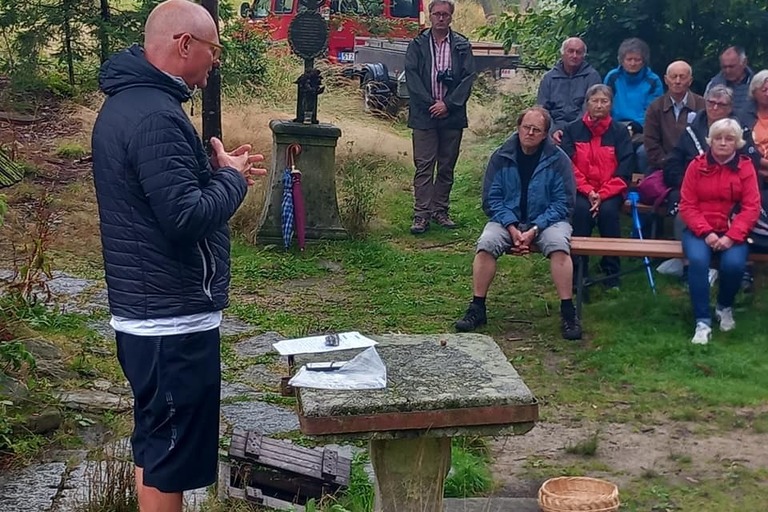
[294,334,538,512]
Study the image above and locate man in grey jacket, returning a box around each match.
[536,37,601,144]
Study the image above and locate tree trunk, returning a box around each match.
[99,0,111,63]
[62,13,75,88]
[200,0,222,150]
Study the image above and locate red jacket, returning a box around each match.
[679,152,760,242]
[561,113,634,200]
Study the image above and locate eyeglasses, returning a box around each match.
[520,124,544,135]
[173,33,223,59]
[706,99,731,109]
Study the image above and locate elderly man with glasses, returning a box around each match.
[454,106,581,340]
[91,1,265,510]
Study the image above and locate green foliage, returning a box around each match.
[0,340,36,373]
[567,0,768,92]
[220,19,272,92]
[564,431,599,456]
[56,141,87,159]
[476,0,582,69]
[444,437,494,498]
[336,149,397,238]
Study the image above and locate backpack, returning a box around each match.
[636,170,671,208]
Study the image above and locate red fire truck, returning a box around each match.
[239,0,425,64]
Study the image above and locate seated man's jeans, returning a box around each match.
[682,229,748,326]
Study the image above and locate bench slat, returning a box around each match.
[571,237,681,258]
[570,236,768,262]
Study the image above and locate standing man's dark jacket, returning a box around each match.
[405,29,476,130]
[663,110,760,190]
[536,60,602,132]
[92,45,248,319]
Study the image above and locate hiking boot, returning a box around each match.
[561,315,582,340]
[433,212,458,229]
[410,216,430,235]
[715,306,735,332]
[691,321,712,345]
[455,303,487,332]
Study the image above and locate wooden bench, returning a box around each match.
[570,236,768,315]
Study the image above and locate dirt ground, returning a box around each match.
[3,94,766,505]
[489,418,768,497]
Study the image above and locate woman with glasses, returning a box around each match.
[561,84,635,290]
[679,118,760,344]
[664,85,760,206]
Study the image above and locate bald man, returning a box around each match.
[91,1,265,510]
[536,37,601,143]
[643,60,705,170]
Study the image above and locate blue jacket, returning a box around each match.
[604,65,663,126]
[91,45,248,319]
[481,135,576,230]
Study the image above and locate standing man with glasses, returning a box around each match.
[454,107,581,340]
[405,0,476,234]
[91,1,265,510]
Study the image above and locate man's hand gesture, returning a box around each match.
[210,137,266,186]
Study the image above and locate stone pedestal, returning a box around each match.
[370,437,451,512]
[256,120,347,245]
[293,334,539,512]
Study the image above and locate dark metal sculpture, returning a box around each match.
[287,0,329,124]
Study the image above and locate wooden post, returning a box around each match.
[201,0,222,151]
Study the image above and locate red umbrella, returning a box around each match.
[286,143,305,251]
[292,170,306,251]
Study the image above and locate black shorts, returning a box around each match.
[116,328,221,493]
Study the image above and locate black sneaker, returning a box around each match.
[410,216,430,235]
[561,315,582,340]
[455,303,487,332]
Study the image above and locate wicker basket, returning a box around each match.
[538,476,620,512]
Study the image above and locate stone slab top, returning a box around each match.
[270,119,342,138]
[294,334,538,439]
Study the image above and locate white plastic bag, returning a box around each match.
[289,347,387,390]
[657,258,684,277]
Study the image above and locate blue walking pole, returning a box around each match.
[627,191,657,295]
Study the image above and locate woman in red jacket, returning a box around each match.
[680,118,760,345]
[562,84,635,289]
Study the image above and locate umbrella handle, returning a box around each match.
[286,143,302,171]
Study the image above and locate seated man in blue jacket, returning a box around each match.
[455,106,581,340]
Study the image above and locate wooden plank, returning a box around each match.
[570,237,682,258]
[245,486,264,504]
[322,448,338,478]
[299,403,538,435]
[246,431,263,459]
[257,447,323,469]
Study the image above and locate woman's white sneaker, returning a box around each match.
[691,322,712,345]
[715,306,735,332]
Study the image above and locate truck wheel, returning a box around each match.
[362,73,391,116]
